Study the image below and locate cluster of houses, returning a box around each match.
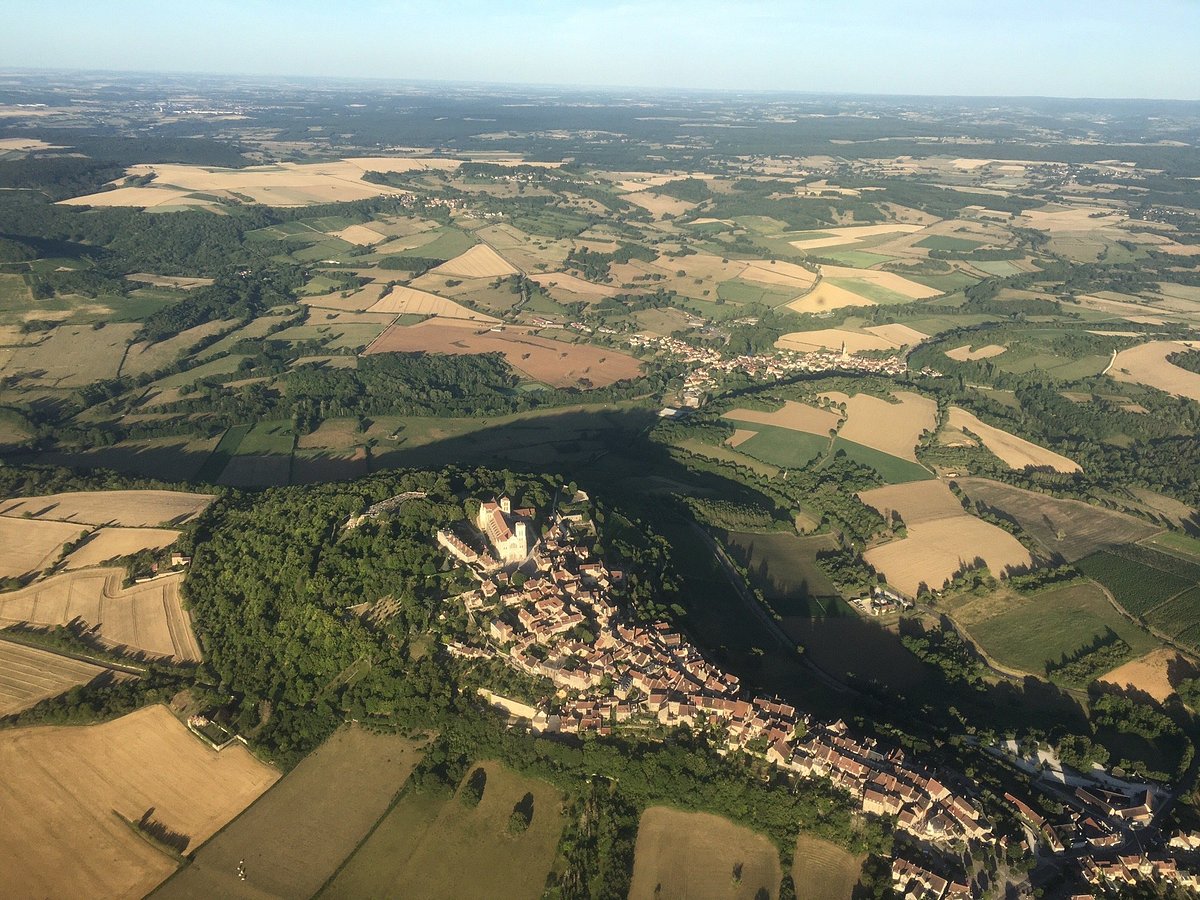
[432,495,1200,897]
[626,332,910,408]
[891,857,973,899]
[443,498,994,858]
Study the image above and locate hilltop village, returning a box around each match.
[432,493,1200,898]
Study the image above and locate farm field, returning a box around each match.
[432,243,519,278]
[946,408,1081,473]
[1109,340,1200,402]
[1075,547,1198,619]
[0,516,87,579]
[859,480,1033,596]
[788,223,924,251]
[791,833,864,900]
[827,438,935,484]
[0,494,213,528]
[365,285,497,320]
[0,638,109,715]
[62,526,181,569]
[364,320,643,388]
[0,569,201,662]
[628,807,781,900]
[1098,648,1195,703]
[324,760,565,900]
[723,399,842,436]
[945,343,1007,361]
[0,704,278,900]
[156,726,423,900]
[960,582,1159,680]
[724,423,830,469]
[955,478,1161,562]
[721,530,844,615]
[1,323,139,387]
[820,390,936,462]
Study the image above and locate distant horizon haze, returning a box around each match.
[2,0,1198,101]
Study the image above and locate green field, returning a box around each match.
[236,420,297,456]
[817,249,895,268]
[323,760,565,900]
[721,530,845,616]
[716,278,799,307]
[195,423,252,482]
[967,582,1159,680]
[826,438,934,484]
[916,235,984,252]
[726,422,830,469]
[1075,548,1196,617]
[824,277,914,305]
[1145,531,1200,563]
[1147,587,1200,645]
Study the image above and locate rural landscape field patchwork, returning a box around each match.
[1,35,1200,900]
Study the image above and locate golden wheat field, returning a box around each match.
[859,481,1033,596]
[0,489,215,526]
[628,807,781,900]
[945,343,1008,361]
[431,244,519,278]
[0,705,279,899]
[0,640,109,716]
[62,527,182,570]
[820,391,937,462]
[0,517,89,579]
[724,400,842,436]
[947,407,1081,473]
[0,569,202,662]
[1109,340,1200,402]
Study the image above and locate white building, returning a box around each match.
[477,497,530,564]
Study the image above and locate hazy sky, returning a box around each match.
[4,0,1199,99]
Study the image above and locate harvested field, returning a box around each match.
[792,834,864,900]
[121,320,237,377]
[860,481,1033,596]
[947,407,1081,473]
[0,569,202,662]
[0,639,108,715]
[955,477,1160,562]
[1109,340,1200,402]
[777,328,902,354]
[946,343,1007,361]
[126,273,213,290]
[623,191,696,218]
[530,271,621,298]
[727,428,757,448]
[786,280,878,314]
[299,281,390,312]
[0,517,87,579]
[864,323,929,346]
[820,390,937,462]
[789,223,924,251]
[822,264,942,298]
[724,400,842,436]
[366,285,497,321]
[324,759,564,900]
[331,223,387,245]
[0,705,278,900]
[1099,648,1194,703]
[432,243,519,278]
[628,807,781,900]
[365,320,643,388]
[63,527,181,570]
[1,323,138,387]
[0,489,215,526]
[62,157,468,208]
[157,726,422,900]
[738,259,818,290]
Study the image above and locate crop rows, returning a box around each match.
[1075,550,1192,616]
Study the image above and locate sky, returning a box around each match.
[3,0,1199,100]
